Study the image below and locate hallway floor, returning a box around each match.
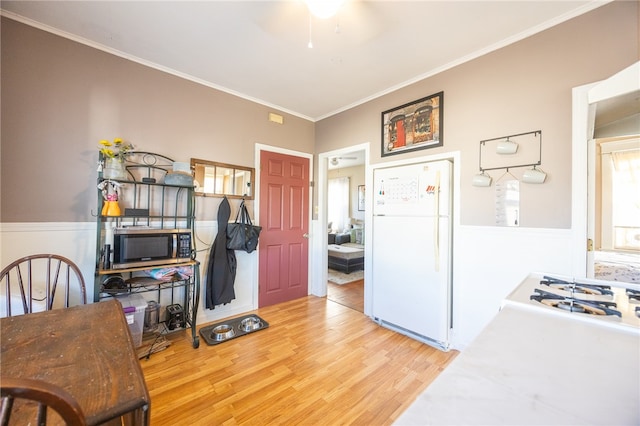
[327,279,364,312]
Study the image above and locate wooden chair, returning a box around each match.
[0,377,86,426]
[0,254,87,317]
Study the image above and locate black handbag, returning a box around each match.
[226,200,262,253]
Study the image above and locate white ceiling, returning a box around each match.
[1,0,608,122]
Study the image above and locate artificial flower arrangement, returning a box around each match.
[98,137,134,162]
[97,138,134,179]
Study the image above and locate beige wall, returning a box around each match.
[0,17,314,222]
[314,1,639,228]
[1,2,638,227]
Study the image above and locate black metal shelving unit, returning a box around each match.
[94,151,200,349]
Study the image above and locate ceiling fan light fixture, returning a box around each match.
[305,0,345,19]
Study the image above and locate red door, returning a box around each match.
[259,150,310,307]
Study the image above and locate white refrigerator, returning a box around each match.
[371,159,452,350]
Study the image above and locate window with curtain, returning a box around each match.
[600,139,640,252]
[610,148,640,250]
[328,177,350,233]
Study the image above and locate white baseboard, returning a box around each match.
[1,221,257,328]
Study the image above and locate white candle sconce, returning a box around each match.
[474,130,545,186]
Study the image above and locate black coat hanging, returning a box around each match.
[205,196,237,309]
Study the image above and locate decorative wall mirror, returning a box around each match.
[190,158,254,199]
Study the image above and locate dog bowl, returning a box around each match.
[239,316,262,332]
[211,324,235,341]
[200,314,269,346]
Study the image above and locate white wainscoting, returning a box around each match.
[308,220,574,350]
[0,222,98,287]
[2,222,574,349]
[0,221,257,327]
[191,221,257,325]
[451,225,573,349]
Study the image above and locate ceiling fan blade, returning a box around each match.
[334,0,389,44]
[253,1,307,37]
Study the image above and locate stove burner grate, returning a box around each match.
[556,301,586,313]
[540,276,613,295]
[199,314,269,346]
[627,288,640,301]
[530,289,621,317]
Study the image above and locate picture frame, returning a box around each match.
[357,185,365,211]
[381,91,443,157]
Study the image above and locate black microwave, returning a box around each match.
[112,228,192,269]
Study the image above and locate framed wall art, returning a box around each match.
[381,91,443,157]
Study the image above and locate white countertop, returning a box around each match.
[395,304,640,425]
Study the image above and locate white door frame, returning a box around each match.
[571,81,596,277]
[316,143,371,308]
[254,143,314,308]
[571,62,640,277]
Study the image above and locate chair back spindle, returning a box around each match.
[1,377,87,426]
[0,254,87,317]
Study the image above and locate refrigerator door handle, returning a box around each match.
[434,170,440,272]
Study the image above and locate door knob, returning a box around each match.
[303,233,310,239]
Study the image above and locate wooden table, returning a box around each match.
[1,300,150,425]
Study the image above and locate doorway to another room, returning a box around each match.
[574,62,640,283]
[592,136,640,282]
[325,149,366,312]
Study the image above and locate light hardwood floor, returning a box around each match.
[140,296,457,425]
[327,279,364,312]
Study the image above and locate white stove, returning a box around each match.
[504,272,640,333]
[396,272,640,425]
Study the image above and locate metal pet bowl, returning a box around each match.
[200,314,269,346]
[211,324,235,341]
[239,316,262,332]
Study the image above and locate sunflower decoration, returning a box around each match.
[98,137,134,162]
